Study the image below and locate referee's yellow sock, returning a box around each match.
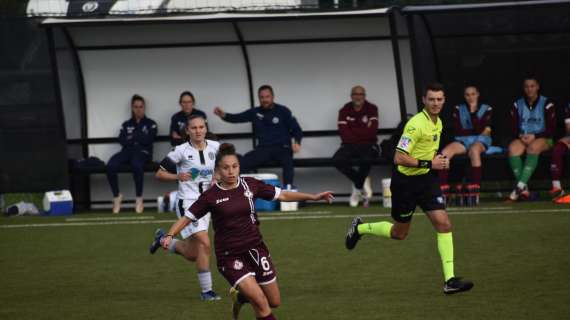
[437,232,455,281]
[357,221,393,239]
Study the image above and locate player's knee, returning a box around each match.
[391,230,408,240]
[468,147,481,159]
[508,141,522,155]
[131,163,145,173]
[526,144,542,154]
[268,297,281,308]
[437,220,452,233]
[182,251,197,262]
[106,162,120,172]
[200,241,211,253]
[249,293,270,311]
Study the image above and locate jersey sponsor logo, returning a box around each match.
[233,260,244,270]
[272,117,279,124]
[262,270,274,276]
[189,168,213,180]
[397,136,411,150]
[216,197,229,205]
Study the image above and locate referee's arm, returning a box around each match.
[394,151,448,170]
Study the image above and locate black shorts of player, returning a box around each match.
[390,169,445,223]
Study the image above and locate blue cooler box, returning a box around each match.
[43,190,74,216]
[241,173,280,211]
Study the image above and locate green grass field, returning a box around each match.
[1,202,569,320]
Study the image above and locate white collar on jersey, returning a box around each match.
[216,179,241,190]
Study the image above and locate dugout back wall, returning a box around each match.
[43,9,417,206]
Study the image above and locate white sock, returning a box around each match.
[198,271,213,293]
[553,180,561,189]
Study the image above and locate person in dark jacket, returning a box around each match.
[107,94,157,214]
[333,86,379,208]
[169,91,208,146]
[213,85,302,186]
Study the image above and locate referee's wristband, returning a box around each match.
[417,160,432,169]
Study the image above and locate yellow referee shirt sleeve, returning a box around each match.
[395,121,420,155]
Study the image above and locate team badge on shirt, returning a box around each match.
[208,152,215,160]
[433,134,438,141]
[233,260,244,270]
[362,115,368,123]
[244,190,253,199]
[272,117,279,124]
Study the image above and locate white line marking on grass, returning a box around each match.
[65,216,156,222]
[258,211,332,216]
[448,206,514,212]
[1,208,568,229]
[0,219,177,228]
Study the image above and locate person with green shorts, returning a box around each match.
[345,83,474,294]
[507,77,556,201]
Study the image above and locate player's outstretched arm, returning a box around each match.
[162,216,192,249]
[278,191,334,203]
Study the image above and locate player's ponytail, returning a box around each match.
[215,143,238,168]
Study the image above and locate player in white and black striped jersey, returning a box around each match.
[150,114,221,301]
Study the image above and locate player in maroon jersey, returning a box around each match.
[160,143,334,320]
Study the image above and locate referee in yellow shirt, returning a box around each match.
[345,83,473,294]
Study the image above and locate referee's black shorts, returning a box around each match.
[390,169,445,223]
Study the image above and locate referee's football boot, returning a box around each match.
[149,228,165,254]
[230,287,244,319]
[200,290,222,301]
[345,216,363,250]
[443,277,474,294]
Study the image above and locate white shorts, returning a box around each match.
[175,198,211,239]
